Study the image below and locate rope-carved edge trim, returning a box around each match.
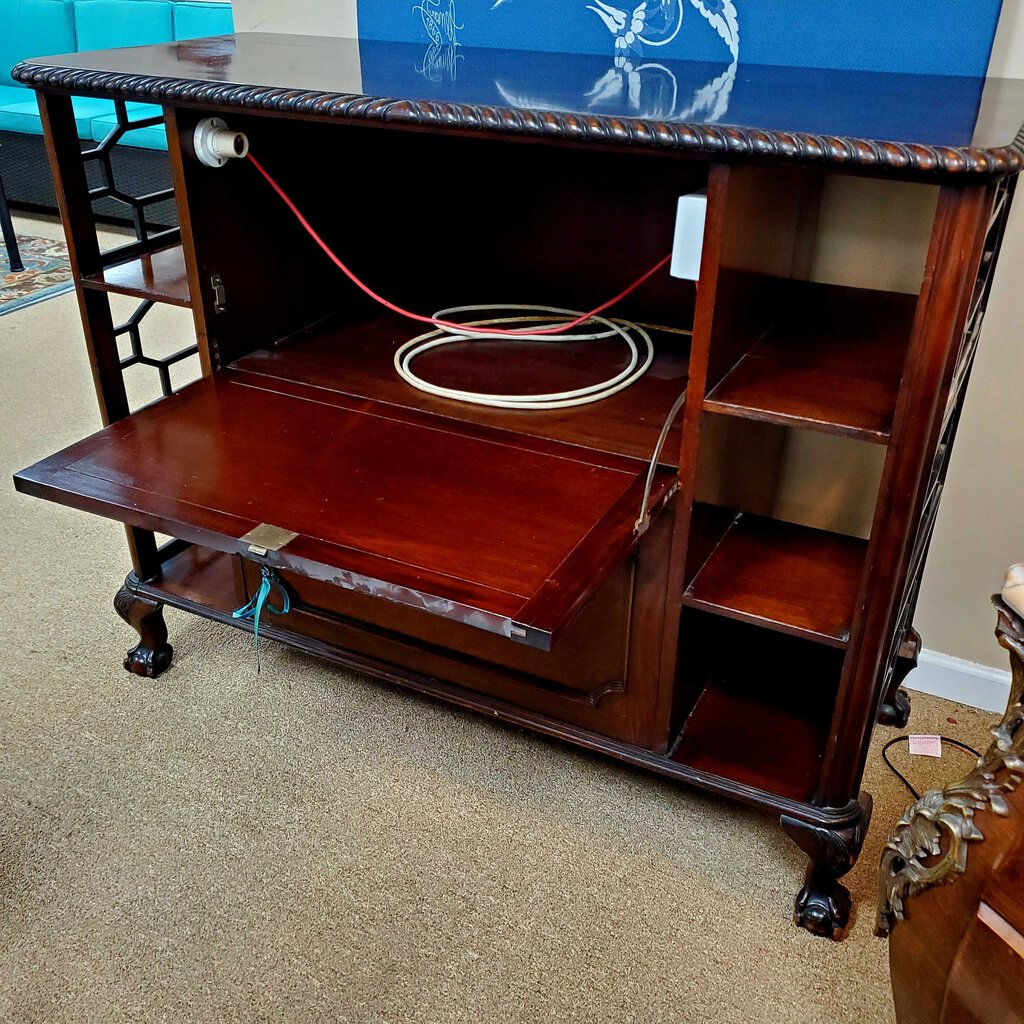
[13,60,1024,180]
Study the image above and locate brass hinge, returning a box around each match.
[211,273,226,313]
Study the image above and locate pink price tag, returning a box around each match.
[908,734,943,757]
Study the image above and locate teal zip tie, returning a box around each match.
[232,565,291,672]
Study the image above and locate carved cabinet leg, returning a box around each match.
[878,627,920,727]
[114,580,173,678]
[781,794,872,940]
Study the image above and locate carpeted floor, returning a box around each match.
[0,215,1003,1024]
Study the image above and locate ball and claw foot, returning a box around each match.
[114,582,173,678]
[877,627,920,727]
[793,868,853,940]
[782,793,871,940]
[877,686,912,728]
[123,637,173,678]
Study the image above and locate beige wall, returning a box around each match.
[231,0,357,34]
[230,0,1024,669]
[990,0,1024,78]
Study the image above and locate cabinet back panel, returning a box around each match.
[176,111,704,365]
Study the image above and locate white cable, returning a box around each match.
[393,304,655,411]
[635,387,687,535]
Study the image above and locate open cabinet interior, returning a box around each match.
[182,112,703,462]
[15,110,708,745]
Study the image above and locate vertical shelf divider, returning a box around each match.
[651,163,825,747]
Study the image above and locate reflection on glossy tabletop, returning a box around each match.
[13,33,1024,175]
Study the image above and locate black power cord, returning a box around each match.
[881,736,983,800]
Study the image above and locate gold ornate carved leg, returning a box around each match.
[877,599,1024,936]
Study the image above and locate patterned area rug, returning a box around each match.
[1,234,75,316]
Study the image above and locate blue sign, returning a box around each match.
[356,1,1002,78]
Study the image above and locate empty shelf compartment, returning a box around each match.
[81,243,191,307]
[671,615,844,801]
[683,513,867,647]
[667,610,843,802]
[704,282,916,442]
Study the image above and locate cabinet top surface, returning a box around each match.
[14,31,1024,179]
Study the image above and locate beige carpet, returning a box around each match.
[0,215,1002,1024]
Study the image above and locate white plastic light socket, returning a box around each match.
[669,190,708,282]
[193,117,250,168]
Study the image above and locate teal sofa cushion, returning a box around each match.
[0,85,27,108]
[1,0,230,150]
[0,94,122,135]
[88,106,167,150]
[173,2,232,40]
[73,0,174,52]
[0,0,76,86]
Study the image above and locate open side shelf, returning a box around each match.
[14,368,675,651]
[81,242,191,307]
[704,282,917,443]
[671,615,844,801]
[682,512,867,647]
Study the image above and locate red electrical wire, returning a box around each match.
[247,152,673,338]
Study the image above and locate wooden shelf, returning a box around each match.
[670,620,844,801]
[704,282,916,443]
[82,243,191,307]
[232,311,690,463]
[683,513,867,647]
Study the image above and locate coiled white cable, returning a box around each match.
[393,304,655,411]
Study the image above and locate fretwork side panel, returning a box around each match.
[36,92,202,577]
[878,177,1017,713]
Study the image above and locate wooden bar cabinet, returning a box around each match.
[10,33,1024,937]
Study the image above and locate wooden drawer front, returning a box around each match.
[240,555,630,697]
[238,556,654,743]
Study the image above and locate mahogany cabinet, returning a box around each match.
[10,33,1024,937]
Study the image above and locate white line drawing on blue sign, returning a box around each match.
[587,0,737,59]
[414,0,464,80]
[492,0,739,123]
[414,0,463,46]
[587,0,684,48]
[408,0,739,122]
[690,0,739,61]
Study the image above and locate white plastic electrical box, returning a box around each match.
[669,190,708,282]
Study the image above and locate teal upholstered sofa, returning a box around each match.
[0,0,232,216]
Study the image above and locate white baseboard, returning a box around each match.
[907,649,1012,713]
